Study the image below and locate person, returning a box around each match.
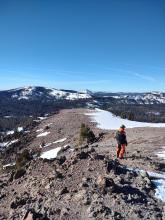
[115,125,128,159]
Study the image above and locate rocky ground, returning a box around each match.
[0,108,165,220]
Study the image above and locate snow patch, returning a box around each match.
[152,146,165,202]
[152,179,165,202]
[63,144,69,149]
[49,88,91,100]
[6,127,23,135]
[50,89,67,98]
[148,171,165,180]
[37,116,48,120]
[36,129,44,133]
[0,142,8,147]
[17,127,23,132]
[4,116,12,118]
[40,138,67,148]
[157,147,165,159]
[128,167,165,202]
[40,147,62,159]
[6,130,15,135]
[18,96,29,100]
[53,138,67,144]
[37,132,50,137]
[0,139,19,148]
[66,92,91,100]
[17,86,35,100]
[24,130,30,134]
[3,162,16,169]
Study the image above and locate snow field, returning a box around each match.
[86,108,165,130]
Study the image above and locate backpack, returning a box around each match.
[115,131,126,145]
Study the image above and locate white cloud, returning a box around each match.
[132,72,155,82]
[107,67,156,82]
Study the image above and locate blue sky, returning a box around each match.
[0,0,165,92]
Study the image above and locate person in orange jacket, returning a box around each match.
[115,125,128,159]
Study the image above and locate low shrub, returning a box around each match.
[14,168,26,179]
[79,123,95,145]
[15,149,31,170]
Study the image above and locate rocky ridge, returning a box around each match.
[1,108,165,220]
[0,146,164,220]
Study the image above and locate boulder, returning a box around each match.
[97,175,115,193]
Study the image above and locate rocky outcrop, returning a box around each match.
[0,147,164,220]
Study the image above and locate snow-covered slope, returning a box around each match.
[121,92,165,104]
[49,89,91,100]
[11,87,35,100]
[86,108,165,130]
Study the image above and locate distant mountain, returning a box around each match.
[0,87,94,117]
[0,86,165,122]
[0,86,92,101]
[1,86,165,104]
[93,91,165,105]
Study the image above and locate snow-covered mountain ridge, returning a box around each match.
[0,86,92,101]
[1,86,165,104]
[117,92,165,104]
[94,91,165,104]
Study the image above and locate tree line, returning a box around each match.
[101,103,165,123]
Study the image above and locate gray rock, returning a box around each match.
[139,170,149,179]
[59,187,69,195]
[60,207,69,218]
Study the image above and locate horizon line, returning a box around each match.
[0,85,164,94]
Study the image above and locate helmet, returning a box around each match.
[120,125,126,129]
